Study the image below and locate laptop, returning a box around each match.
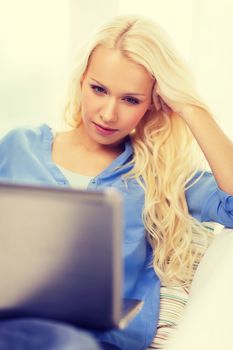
[0,182,143,330]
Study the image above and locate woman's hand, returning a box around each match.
[153,82,188,117]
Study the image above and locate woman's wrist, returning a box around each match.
[177,105,211,121]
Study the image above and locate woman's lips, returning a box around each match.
[93,122,119,136]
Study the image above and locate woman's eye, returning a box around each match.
[124,97,140,105]
[90,84,106,94]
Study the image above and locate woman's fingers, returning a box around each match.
[153,93,162,111]
[153,92,173,115]
[159,96,173,116]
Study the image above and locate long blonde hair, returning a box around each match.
[64,15,212,286]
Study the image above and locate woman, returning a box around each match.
[0,14,233,350]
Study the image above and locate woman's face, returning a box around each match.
[80,45,154,149]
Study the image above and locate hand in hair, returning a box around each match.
[153,91,173,116]
[154,82,185,117]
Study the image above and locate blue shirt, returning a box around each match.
[0,124,233,350]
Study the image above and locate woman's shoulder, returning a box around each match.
[185,169,233,226]
[185,170,216,203]
[186,170,214,189]
[0,123,52,148]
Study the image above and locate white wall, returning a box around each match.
[1,0,233,139]
[69,0,118,56]
[0,0,71,135]
[191,0,233,139]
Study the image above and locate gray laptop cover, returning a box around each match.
[0,182,143,330]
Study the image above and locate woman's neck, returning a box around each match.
[52,126,125,177]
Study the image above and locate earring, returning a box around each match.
[130,128,136,135]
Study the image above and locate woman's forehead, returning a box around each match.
[85,46,154,94]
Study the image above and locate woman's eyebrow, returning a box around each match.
[90,78,146,96]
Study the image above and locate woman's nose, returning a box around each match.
[100,98,118,123]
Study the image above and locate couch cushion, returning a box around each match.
[147,224,215,349]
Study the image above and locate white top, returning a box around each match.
[56,165,93,189]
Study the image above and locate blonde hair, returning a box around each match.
[64,15,212,286]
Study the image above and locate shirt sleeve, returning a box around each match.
[0,128,23,179]
[185,171,233,228]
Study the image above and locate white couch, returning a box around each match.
[148,226,233,350]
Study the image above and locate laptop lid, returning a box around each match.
[0,182,127,330]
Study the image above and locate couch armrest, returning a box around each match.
[165,227,233,350]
